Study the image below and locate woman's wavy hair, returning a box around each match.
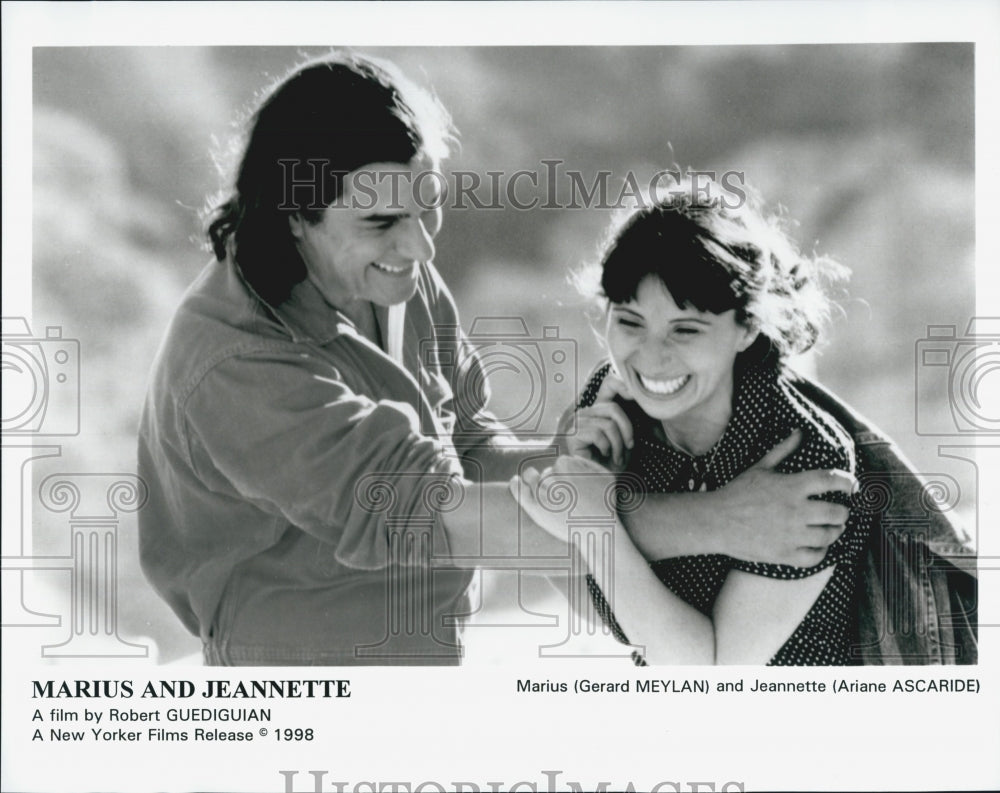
[586,176,847,372]
[206,51,454,306]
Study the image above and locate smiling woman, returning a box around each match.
[514,176,977,666]
[606,281,757,457]
[596,179,841,457]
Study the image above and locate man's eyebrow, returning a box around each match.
[360,212,405,224]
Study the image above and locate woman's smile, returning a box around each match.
[633,371,691,398]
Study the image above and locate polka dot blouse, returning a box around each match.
[579,362,871,666]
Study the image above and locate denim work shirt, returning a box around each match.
[789,377,978,665]
[138,258,504,665]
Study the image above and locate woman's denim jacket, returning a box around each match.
[790,375,978,665]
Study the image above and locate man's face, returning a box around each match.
[290,158,443,313]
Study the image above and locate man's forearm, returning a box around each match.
[458,440,734,562]
[440,479,572,567]
[458,437,559,482]
[619,490,728,560]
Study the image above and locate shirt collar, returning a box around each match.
[228,258,360,346]
[271,275,357,345]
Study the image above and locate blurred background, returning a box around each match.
[24,44,975,663]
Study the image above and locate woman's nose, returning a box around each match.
[395,216,436,262]
[640,335,677,365]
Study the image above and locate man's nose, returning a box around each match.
[395,216,435,262]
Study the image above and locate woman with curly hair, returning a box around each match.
[514,178,976,666]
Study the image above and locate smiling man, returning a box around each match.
[137,53,573,665]
[137,52,863,666]
[287,158,442,336]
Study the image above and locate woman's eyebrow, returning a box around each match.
[611,305,644,317]
[670,316,713,325]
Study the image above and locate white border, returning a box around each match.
[3,2,999,792]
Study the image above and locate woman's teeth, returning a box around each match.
[372,261,411,274]
[636,372,690,396]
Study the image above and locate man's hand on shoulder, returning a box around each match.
[621,430,856,568]
[706,430,855,567]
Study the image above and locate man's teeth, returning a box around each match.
[636,372,689,395]
[372,262,411,274]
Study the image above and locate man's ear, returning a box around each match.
[737,324,759,353]
[288,213,305,241]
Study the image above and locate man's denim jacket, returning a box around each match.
[790,376,978,665]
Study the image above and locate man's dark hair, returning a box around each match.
[207,52,453,306]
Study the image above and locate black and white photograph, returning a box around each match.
[2,2,999,792]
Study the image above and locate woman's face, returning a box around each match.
[605,275,757,447]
